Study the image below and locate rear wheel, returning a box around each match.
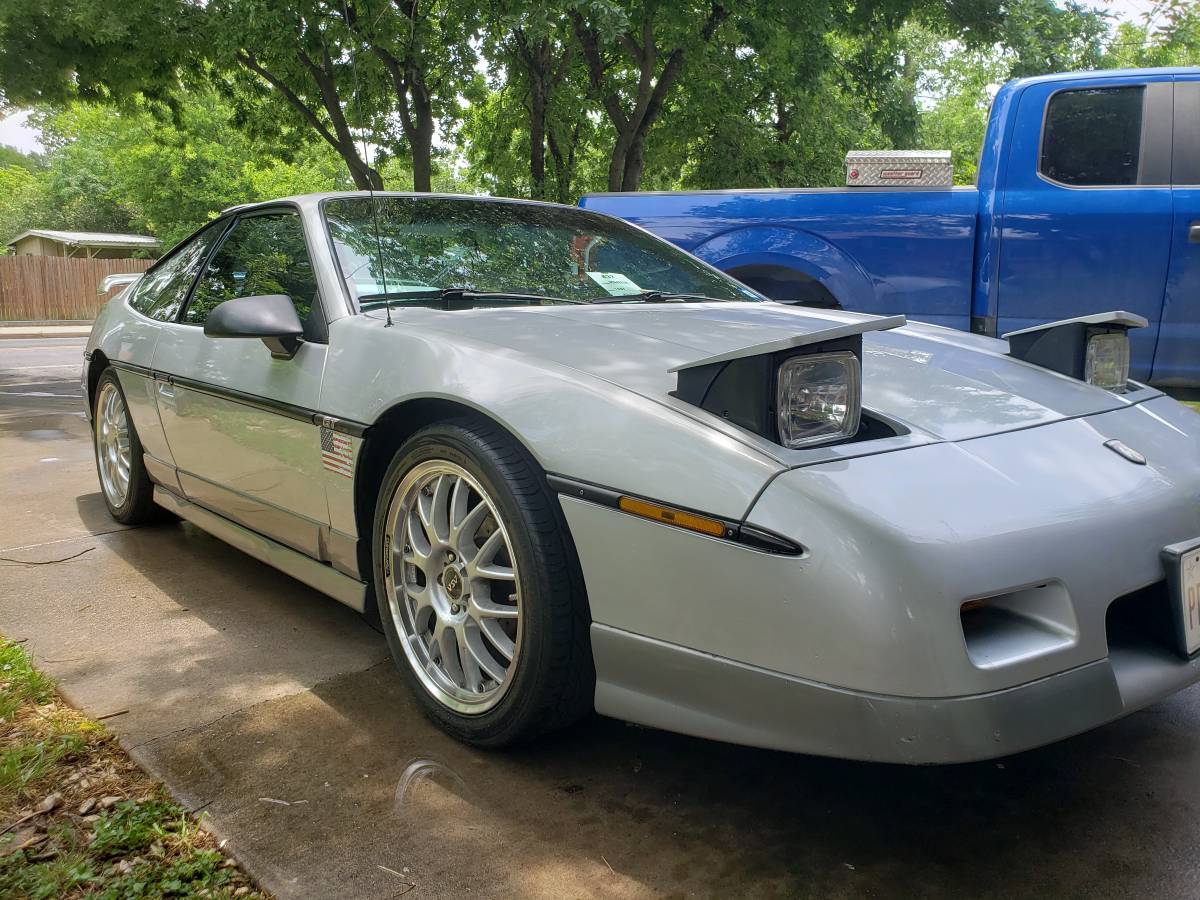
[373,418,592,746]
[93,369,159,525]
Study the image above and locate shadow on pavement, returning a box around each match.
[122,536,1200,899]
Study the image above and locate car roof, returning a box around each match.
[220,191,586,217]
[1009,65,1200,89]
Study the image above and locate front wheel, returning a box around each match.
[372,418,592,746]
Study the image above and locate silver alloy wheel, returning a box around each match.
[95,381,132,509]
[384,460,522,714]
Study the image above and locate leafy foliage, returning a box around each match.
[0,0,1197,245]
[0,89,351,249]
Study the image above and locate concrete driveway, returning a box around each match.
[2,337,1199,899]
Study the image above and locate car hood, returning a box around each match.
[406,302,1145,442]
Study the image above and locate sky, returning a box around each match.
[0,0,1168,156]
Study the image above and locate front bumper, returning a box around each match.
[563,396,1200,762]
[592,623,1200,764]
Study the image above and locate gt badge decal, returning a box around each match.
[320,427,355,477]
[1104,439,1147,466]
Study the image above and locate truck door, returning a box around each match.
[996,76,1174,382]
[1154,77,1200,388]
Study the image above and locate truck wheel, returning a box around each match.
[372,417,593,746]
[93,369,159,525]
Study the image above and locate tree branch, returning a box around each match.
[235,50,337,150]
[569,10,630,134]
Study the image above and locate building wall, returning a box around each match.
[11,236,65,257]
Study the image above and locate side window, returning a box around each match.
[1040,86,1144,186]
[128,220,227,321]
[185,211,318,328]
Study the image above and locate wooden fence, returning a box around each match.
[0,256,155,321]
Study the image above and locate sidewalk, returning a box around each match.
[0,321,93,339]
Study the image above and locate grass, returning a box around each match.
[0,639,267,899]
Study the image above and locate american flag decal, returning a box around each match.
[320,427,355,478]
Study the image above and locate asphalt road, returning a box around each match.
[2,337,1199,899]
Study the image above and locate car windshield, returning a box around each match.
[323,196,764,308]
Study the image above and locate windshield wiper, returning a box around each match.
[588,291,724,305]
[360,287,587,310]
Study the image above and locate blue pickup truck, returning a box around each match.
[580,67,1200,388]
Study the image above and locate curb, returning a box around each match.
[0,326,93,339]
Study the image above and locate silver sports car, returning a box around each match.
[83,192,1200,763]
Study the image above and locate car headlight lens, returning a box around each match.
[1084,332,1130,391]
[776,351,861,448]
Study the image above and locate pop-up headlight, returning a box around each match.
[668,315,904,450]
[1084,332,1131,391]
[776,351,861,448]
[1003,311,1147,392]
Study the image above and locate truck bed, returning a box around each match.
[580,186,980,331]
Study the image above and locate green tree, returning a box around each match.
[914,38,1010,183]
[471,1,604,202]
[339,0,481,193]
[569,0,734,192]
[208,0,386,190]
[0,163,53,249]
[0,0,200,107]
[0,90,350,249]
[0,144,38,170]
[1102,1,1200,67]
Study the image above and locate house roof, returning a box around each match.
[6,229,162,249]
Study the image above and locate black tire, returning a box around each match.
[92,368,160,525]
[372,417,593,746]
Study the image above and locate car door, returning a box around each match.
[996,76,1174,382]
[1154,77,1200,388]
[112,218,231,490]
[151,207,334,559]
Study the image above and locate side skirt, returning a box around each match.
[153,486,368,613]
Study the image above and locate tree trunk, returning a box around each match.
[411,122,433,193]
[408,83,435,192]
[573,6,727,193]
[607,131,631,192]
[529,83,547,199]
[621,132,645,191]
[547,123,577,205]
[350,157,385,190]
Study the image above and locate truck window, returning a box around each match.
[1040,87,1144,187]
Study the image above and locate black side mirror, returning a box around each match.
[203,295,304,359]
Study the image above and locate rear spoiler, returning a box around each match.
[97,273,143,295]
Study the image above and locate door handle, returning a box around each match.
[1190,222,1200,244]
[156,380,175,400]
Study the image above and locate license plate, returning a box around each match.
[1166,541,1200,657]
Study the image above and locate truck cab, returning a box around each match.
[581,67,1200,388]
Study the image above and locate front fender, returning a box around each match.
[690,225,877,310]
[320,315,784,524]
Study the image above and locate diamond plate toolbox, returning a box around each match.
[845,150,953,187]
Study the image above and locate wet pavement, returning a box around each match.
[1,338,1199,899]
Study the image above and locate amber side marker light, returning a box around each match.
[618,496,728,538]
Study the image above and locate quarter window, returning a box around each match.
[1040,86,1144,186]
[185,211,318,327]
[128,220,226,322]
